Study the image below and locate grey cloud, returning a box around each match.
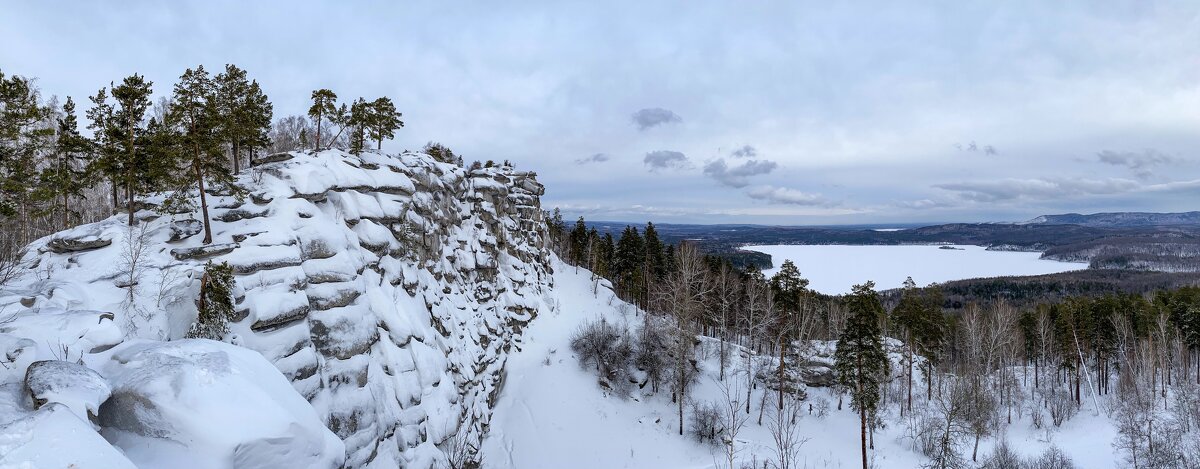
[934,177,1141,202]
[1096,149,1180,179]
[575,153,610,164]
[703,158,778,188]
[631,108,682,131]
[730,145,757,158]
[1096,149,1178,169]
[745,185,829,206]
[643,150,689,171]
[894,199,955,210]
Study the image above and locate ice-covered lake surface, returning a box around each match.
[743,244,1087,294]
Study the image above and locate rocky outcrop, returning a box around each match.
[0,150,552,469]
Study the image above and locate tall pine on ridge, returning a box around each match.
[835,281,890,469]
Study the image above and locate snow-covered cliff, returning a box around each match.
[0,149,553,468]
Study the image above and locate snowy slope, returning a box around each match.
[482,258,1122,469]
[0,149,553,468]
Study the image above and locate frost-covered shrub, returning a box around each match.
[187,261,235,340]
[813,396,830,419]
[569,319,632,386]
[1025,446,1076,469]
[634,317,671,393]
[689,400,724,445]
[978,440,1022,469]
[423,142,459,165]
[1042,389,1077,427]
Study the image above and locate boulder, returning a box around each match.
[169,219,205,242]
[45,235,111,253]
[170,243,238,261]
[252,152,295,166]
[24,360,111,422]
[97,339,345,469]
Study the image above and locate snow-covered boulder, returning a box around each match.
[24,360,111,422]
[0,401,137,469]
[97,339,345,469]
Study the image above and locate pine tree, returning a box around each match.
[214,64,249,171]
[367,96,403,150]
[106,74,155,226]
[835,281,890,469]
[189,260,235,340]
[308,89,337,151]
[38,97,92,229]
[171,65,228,244]
[569,217,588,266]
[614,226,645,305]
[347,97,369,155]
[242,80,272,164]
[214,65,272,171]
[85,87,120,211]
[0,70,54,244]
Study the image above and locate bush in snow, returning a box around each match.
[978,439,1021,469]
[688,400,723,445]
[634,317,671,393]
[569,318,632,389]
[1025,446,1076,469]
[1041,388,1077,428]
[187,261,235,340]
[423,141,460,165]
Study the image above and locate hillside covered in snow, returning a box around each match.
[0,149,553,469]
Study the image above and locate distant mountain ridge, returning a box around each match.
[1021,211,1200,227]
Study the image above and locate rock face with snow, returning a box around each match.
[0,150,552,468]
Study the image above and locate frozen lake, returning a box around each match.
[743,244,1087,294]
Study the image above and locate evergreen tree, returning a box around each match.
[367,96,403,150]
[569,217,588,265]
[308,89,337,151]
[347,97,369,155]
[108,74,155,226]
[614,226,645,304]
[0,70,54,243]
[38,97,92,228]
[242,80,272,163]
[770,259,810,333]
[170,65,229,244]
[643,222,666,280]
[835,281,890,469]
[600,232,615,278]
[85,87,121,211]
[215,65,273,171]
[189,260,235,340]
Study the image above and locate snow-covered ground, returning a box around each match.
[743,244,1087,294]
[482,258,1119,469]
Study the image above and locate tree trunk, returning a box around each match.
[126,129,135,226]
[232,140,240,173]
[859,402,868,469]
[197,159,212,245]
[778,338,785,410]
[315,113,322,151]
[906,336,913,414]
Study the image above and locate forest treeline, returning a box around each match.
[549,212,1200,469]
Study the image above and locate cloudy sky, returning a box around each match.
[4,1,1198,224]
